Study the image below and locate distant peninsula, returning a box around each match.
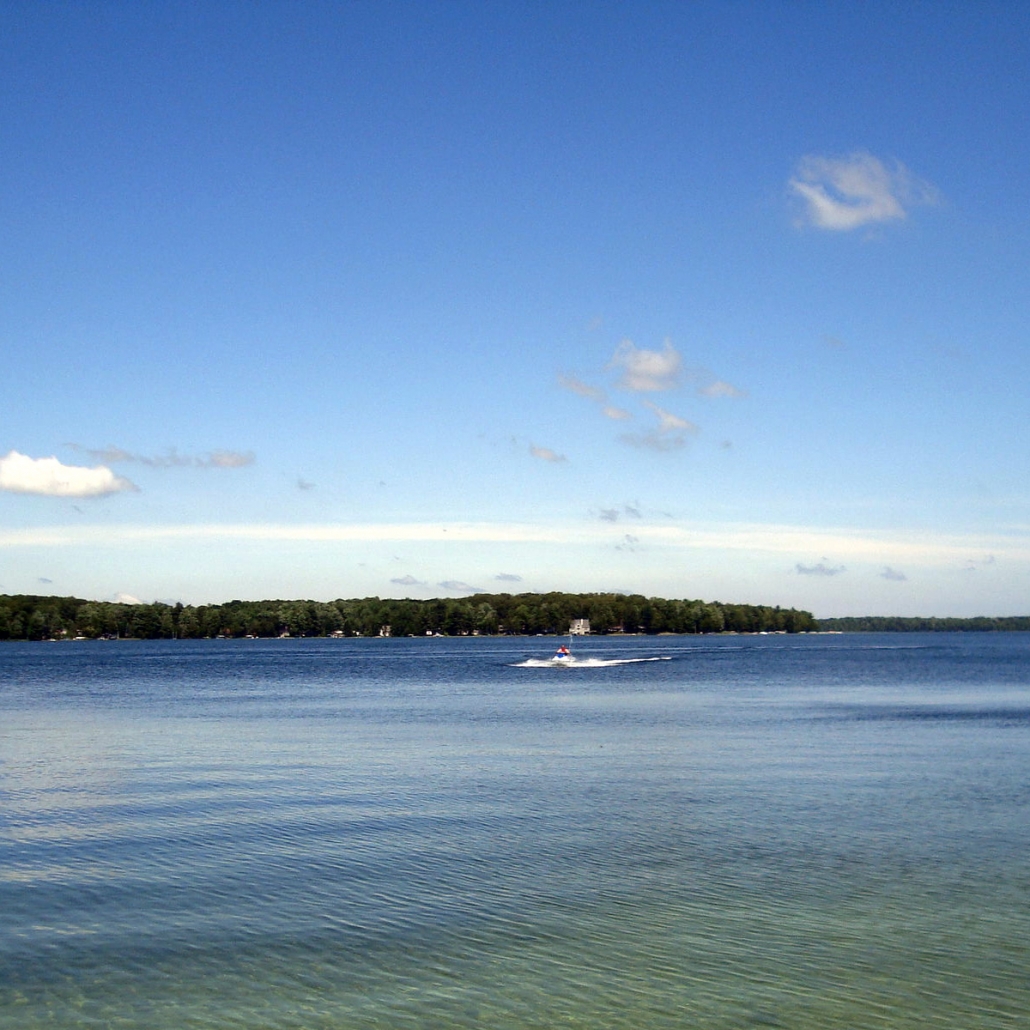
[1,591,816,640]
[816,615,1030,632]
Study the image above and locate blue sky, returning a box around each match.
[2,0,1029,617]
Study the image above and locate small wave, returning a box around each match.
[512,657,671,668]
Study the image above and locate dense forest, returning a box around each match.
[817,615,1030,632]
[0,592,817,640]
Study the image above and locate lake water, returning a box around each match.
[1,633,1028,1029]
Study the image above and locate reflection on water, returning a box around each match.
[1,634,1028,1028]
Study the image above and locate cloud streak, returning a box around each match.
[0,451,137,498]
[619,432,686,452]
[790,151,938,231]
[76,445,255,469]
[3,520,1026,571]
[529,445,567,463]
[557,375,605,401]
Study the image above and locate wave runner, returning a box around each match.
[513,640,672,668]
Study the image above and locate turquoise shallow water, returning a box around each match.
[1,633,1028,1028]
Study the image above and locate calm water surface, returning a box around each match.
[1,633,1028,1028]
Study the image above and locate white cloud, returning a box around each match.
[601,404,632,421]
[608,338,681,392]
[529,445,567,463]
[789,151,938,231]
[0,451,137,498]
[115,593,144,605]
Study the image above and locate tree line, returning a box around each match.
[816,615,1030,632]
[0,591,818,641]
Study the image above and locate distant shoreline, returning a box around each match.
[3,590,818,640]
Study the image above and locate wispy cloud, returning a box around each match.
[6,521,1027,575]
[529,445,567,463]
[297,478,316,491]
[963,554,997,573]
[438,580,485,593]
[495,572,522,582]
[789,151,938,231]
[608,338,681,392]
[557,374,605,401]
[599,504,642,523]
[75,445,255,469]
[796,560,846,576]
[620,401,697,451]
[558,372,632,421]
[619,432,685,452]
[390,574,425,586]
[881,566,907,581]
[685,366,748,399]
[643,401,697,435]
[699,379,746,399]
[0,450,137,498]
[207,450,254,468]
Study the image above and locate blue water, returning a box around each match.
[1,633,1028,1028]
